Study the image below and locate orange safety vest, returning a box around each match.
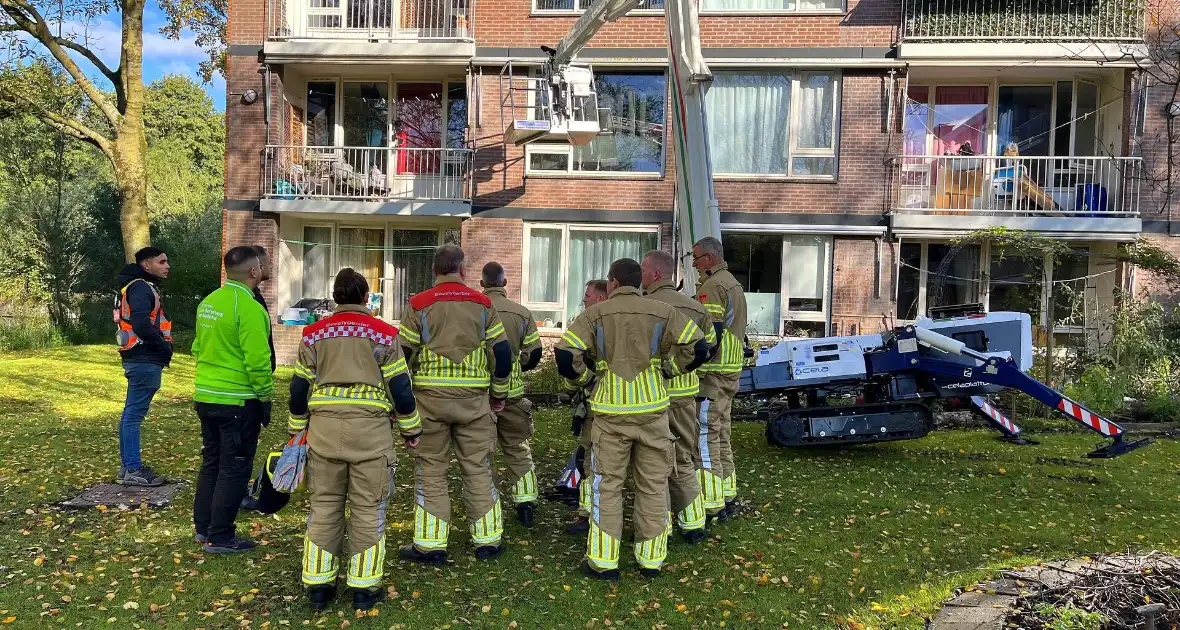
[114,278,173,351]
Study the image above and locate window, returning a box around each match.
[706,71,839,178]
[306,82,337,147]
[895,242,982,318]
[533,0,663,12]
[527,72,666,175]
[522,224,659,329]
[724,232,831,336]
[298,223,452,321]
[303,79,467,152]
[701,0,840,12]
[1052,248,1089,329]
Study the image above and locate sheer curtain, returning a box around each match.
[302,226,333,299]
[706,71,791,174]
[702,0,794,10]
[796,74,835,149]
[526,228,563,305]
[388,230,437,321]
[564,230,657,321]
[337,228,385,290]
[785,235,828,312]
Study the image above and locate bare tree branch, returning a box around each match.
[0,23,119,81]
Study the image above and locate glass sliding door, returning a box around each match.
[395,82,443,174]
[342,82,389,191]
[387,230,438,321]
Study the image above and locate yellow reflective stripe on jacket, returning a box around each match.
[561,330,588,351]
[399,327,421,344]
[666,372,699,397]
[484,321,505,341]
[704,303,725,316]
[677,320,701,344]
[522,331,541,346]
[381,357,408,379]
[507,363,526,398]
[699,331,744,373]
[294,362,316,380]
[413,347,491,388]
[288,414,309,431]
[397,409,421,433]
[308,384,393,412]
[588,362,670,415]
[703,325,717,346]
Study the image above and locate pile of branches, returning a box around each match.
[1005,554,1180,629]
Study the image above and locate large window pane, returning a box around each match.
[388,230,437,321]
[527,228,563,304]
[303,226,333,299]
[897,242,922,319]
[1073,82,1099,156]
[796,73,835,150]
[564,230,657,320]
[786,235,828,312]
[1053,249,1089,328]
[927,244,980,309]
[933,86,987,155]
[707,71,790,174]
[997,86,1052,158]
[396,83,443,174]
[990,253,1042,318]
[724,234,782,335]
[307,82,337,147]
[446,82,468,148]
[337,229,385,305]
[574,73,665,173]
[343,83,388,148]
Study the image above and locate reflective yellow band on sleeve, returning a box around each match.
[561,330,587,351]
[399,328,421,344]
[522,332,541,346]
[485,321,505,340]
[381,357,408,378]
[294,363,316,380]
[678,320,700,344]
[288,415,308,431]
[397,409,421,433]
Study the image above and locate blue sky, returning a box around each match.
[49,2,227,110]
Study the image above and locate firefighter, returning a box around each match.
[288,268,420,611]
[397,245,514,564]
[566,279,608,536]
[641,250,715,544]
[555,258,708,580]
[480,262,543,528]
[692,236,748,521]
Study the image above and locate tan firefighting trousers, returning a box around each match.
[302,448,395,589]
[698,372,739,513]
[667,396,706,532]
[586,412,671,572]
[410,390,502,552]
[577,413,594,517]
[495,397,537,504]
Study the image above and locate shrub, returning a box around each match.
[1062,365,1126,418]
[0,314,66,352]
[524,354,565,396]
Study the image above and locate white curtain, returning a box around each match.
[796,73,835,149]
[702,0,793,10]
[785,235,827,312]
[302,226,333,299]
[706,71,791,174]
[388,230,437,321]
[565,230,657,320]
[338,228,385,290]
[797,0,839,8]
[527,228,562,304]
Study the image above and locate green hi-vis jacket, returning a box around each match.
[192,280,275,405]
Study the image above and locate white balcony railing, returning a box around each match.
[264,146,474,203]
[901,0,1145,41]
[269,0,473,40]
[890,155,1141,217]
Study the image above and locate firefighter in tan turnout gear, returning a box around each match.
[555,258,709,580]
[641,250,715,544]
[397,245,514,564]
[692,236,748,521]
[480,262,544,528]
[288,268,420,611]
[566,279,608,536]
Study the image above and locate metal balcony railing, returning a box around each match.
[890,155,1142,217]
[901,0,1145,41]
[264,146,474,203]
[269,0,473,40]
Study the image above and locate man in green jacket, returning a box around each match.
[191,246,275,553]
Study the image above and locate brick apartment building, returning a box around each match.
[222,0,1177,364]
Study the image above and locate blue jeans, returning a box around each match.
[120,362,163,471]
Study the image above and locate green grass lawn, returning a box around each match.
[0,346,1177,630]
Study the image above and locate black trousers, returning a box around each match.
[193,400,262,544]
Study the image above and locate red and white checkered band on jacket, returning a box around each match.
[302,316,399,347]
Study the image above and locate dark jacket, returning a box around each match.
[117,263,173,366]
[253,287,277,373]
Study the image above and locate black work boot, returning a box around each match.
[580,560,619,581]
[516,503,535,528]
[708,509,730,525]
[566,516,590,535]
[352,587,384,611]
[475,544,506,561]
[639,567,661,579]
[398,544,447,565]
[307,585,336,612]
[724,500,738,519]
[681,528,708,545]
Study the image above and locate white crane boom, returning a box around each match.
[544,0,722,293]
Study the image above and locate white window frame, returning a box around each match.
[531,0,664,16]
[525,69,667,179]
[781,234,833,323]
[520,222,662,331]
[699,0,844,16]
[709,69,841,181]
[300,222,338,300]
[302,76,468,149]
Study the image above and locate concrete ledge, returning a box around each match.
[264,40,475,64]
[891,213,1142,240]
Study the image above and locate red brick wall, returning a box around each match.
[462,217,526,299]
[474,0,898,49]
[1139,66,1178,223]
[1136,233,1180,307]
[223,210,281,310]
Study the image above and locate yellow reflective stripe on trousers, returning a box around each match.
[512,469,538,503]
[586,520,620,571]
[470,503,503,545]
[678,494,707,531]
[413,505,448,550]
[634,530,669,569]
[346,538,386,589]
[698,469,726,511]
[578,477,591,516]
[723,473,738,499]
[302,538,339,585]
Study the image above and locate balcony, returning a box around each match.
[898,0,1146,62]
[261,145,474,216]
[889,155,1143,238]
[264,0,475,63]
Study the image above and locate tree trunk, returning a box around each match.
[113,0,151,263]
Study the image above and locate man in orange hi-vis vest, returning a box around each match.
[114,247,174,488]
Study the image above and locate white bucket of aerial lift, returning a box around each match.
[916,311,1033,372]
[553,66,601,146]
[756,334,886,386]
